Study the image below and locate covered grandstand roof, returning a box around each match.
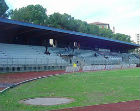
[0,18,139,51]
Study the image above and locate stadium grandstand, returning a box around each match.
[0,18,140,73]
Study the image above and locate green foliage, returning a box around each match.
[98,28,113,38]
[48,13,88,33]
[0,0,9,17]
[48,12,64,28]
[10,5,47,25]
[48,12,98,34]
[87,24,99,35]
[0,68,139,111]
[113,33,131,42]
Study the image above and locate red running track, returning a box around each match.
[52,100,140,111]
[0,70,65,84]
[0,70,140,111]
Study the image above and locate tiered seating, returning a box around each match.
[74,49,106,65]
[0,43,139,73]
[0,43,67,66]
[128,54,140,64]
[48,47,74,56]
[132,54,140,59]
[96,51,122,65]
[121,53,140,64]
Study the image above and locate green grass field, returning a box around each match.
[0,68,140,111]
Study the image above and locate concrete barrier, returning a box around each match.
[83,65,105,71]
[129,64,136,68]
[65,66,80,72]
[122,64,130,69]
[82,64,136,71]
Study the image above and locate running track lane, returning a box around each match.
[52,100,140,111]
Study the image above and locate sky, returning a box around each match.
[5,0,140,41]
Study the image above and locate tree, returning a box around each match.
[48,12,63,28]
[48,13,97,34]
[9,5,48,25]
[112,33,131,42]
[48,13,76,30]
[0,0,9,17]
[75,20,88,33]
[98,28,113,38]
[87,24,99,35]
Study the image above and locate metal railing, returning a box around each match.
[0,57,68,66]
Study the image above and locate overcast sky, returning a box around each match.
[5,0,140,41]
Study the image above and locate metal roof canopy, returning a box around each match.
[0,18,139,51]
